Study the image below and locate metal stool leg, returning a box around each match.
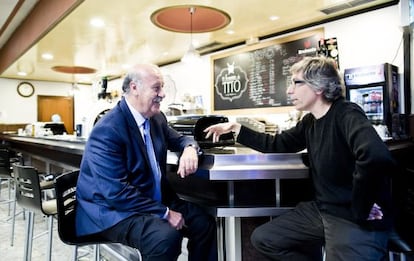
[389,251,407,261]
[389,251,394,261]
[10,190,16,246]
[94,244,100,261]
[8,192,25,246]
[72,245,78,261]
[72,244,100,261]
[46,215,54,261]
[24,210,35,261]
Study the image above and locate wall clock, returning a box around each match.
[17,82,35,97]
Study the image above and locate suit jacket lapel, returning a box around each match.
[119,98,149,163]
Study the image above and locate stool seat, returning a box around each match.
[42,199,57,215]
[389,229,412,251]
[40,180,55,190]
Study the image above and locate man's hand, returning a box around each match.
[367,203,383,220]
[167,209,186,230]
[177,145,198,178]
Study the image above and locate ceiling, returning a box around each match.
[0,0,398,84]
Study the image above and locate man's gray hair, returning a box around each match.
[121,64,161,93]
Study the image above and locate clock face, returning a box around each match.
[17,82,35,97]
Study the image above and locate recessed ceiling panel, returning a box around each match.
[151,5,231,33]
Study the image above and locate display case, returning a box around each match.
[344,63,405,139]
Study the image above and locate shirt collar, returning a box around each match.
[125,98,146,127]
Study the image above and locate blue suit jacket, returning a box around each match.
[76,97,195,236]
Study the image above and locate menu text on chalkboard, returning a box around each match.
[212,29,324,113]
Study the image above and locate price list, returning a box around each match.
[213,32,321,111]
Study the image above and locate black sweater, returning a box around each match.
[237,98,396,230]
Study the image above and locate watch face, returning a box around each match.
[17,82,35,97]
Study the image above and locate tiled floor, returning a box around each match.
[0,181,188,261]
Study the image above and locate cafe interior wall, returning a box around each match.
[0,78,73,124]
[162,4,406,128]
[0,4,408,131]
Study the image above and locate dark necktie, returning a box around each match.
[143,119,161,201]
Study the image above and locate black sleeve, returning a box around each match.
[237,114,312,153]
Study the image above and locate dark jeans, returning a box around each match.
[251,201,389,261]
[98,200,217,261]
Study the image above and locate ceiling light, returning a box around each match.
[41,53,54,60]
[16,61,34,76]
[181,7,200,63]
[181,43,200,63]
[90,17,105,27]
[269,15,279,21]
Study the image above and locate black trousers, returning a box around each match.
[250,201,389,261]
[98,200,217,261]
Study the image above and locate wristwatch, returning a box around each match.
[186,144,203,155]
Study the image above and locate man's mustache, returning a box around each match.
[153,96,163,103]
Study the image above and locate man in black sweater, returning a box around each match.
[204,56,396,260]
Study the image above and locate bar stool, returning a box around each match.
[13,164,57,261]
[388,229,412,261]
[0,147,23,246]
[55,170,142,261]
[0,148,15,211]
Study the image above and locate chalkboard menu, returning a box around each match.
[211,29,324,114]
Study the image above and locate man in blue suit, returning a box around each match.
[76,64,217,261]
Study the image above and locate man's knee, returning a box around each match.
[139,228,182,261]
[153,227,182,255]
[250,224,284,252]
[250,225,269,249]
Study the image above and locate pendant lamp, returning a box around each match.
[181,7,200,63]
[151,5,230,62]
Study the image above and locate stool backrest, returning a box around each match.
[55,170,107,245]
[0,148,12,177]
[55,170,79,244]
[13,164,42,211]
